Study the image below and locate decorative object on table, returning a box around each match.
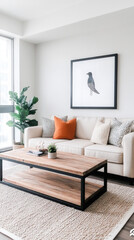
[108,118,133,147]
[71,53,118,109]
[6,86,39,148]
[47,144,57,159]
[28,149,48,157]
[42,116,67,138]
[39,148,48,154]
[53,116,76,140]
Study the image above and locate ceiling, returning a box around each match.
[0,0,134,43]
[0,0,83,21]
[24,7,134,44]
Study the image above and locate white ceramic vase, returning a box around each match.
[48,152,57,159]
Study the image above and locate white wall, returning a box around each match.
[14,40,36,142]
[35,23,134,123]
[0,12,23,36]
[19,40,35,99]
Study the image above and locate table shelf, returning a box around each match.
[4,168,102,206]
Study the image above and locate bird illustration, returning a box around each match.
[87,72,100,95]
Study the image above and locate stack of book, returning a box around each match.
[27,149,48,156]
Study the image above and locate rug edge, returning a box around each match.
[104,204,134,240]
[0,228,22,240]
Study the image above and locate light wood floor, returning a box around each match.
[114,214,134,240]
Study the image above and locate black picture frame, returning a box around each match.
[71,53,118,109]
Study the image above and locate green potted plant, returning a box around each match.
[7,86,39,149]
[47,144,57,159]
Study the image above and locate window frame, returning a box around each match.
[0,34,14,152]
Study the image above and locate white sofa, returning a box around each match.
[24,117,134,182]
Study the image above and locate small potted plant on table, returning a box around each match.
[48,144,57,159]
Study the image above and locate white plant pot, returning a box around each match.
[48,152,57,159]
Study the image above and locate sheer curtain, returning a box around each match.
[0,36,14,150]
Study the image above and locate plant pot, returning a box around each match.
[13,142,24,150]
[48,152,57,159]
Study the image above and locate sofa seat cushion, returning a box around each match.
[56,139,93,155]
[85,144,123,164]
[28,138,68,149]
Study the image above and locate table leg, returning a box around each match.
[81,177,85,210]
[104,163,107,191]
[0,159,3,182]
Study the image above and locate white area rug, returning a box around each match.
[0,181,133,240]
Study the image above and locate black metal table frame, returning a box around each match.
[0,157,107,211]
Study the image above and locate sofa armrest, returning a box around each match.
[123,132,134,178]
[24,126,43,148]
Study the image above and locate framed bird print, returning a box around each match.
[71,54,118,109]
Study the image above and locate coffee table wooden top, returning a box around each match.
[0,148,107,176]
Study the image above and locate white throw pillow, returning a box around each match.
[91,120,111,145]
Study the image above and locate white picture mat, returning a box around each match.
[72,56,115,107]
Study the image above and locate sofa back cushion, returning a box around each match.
[104,118,134,132]
[42,116,67,138]
[119,118,134,132]
[42,118,55,138]
[76,117,99,140]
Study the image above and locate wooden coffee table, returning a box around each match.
[0,149,107,210]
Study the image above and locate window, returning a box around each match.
[0,36,14,151]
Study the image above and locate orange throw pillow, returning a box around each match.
[53,116,76,140]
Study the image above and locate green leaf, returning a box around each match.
[28,97,38,108]
[15,105,21,113]
[48,144,57,153]
[23,103,29,110]
[14,122,23,132]
[25,118,31,121]
[18,95,25,104]
[14,122,27,133]
[22,96,27,104]
[29,109,37,115]
[6,121,23,132]
[20,86,30,96]
[26,119,38,126]
[33,97,39,105]
[10,112,20,120]
[19,109,29,121]
[6,120,14,127]
[23,123,29,128]
[9,91,19,104]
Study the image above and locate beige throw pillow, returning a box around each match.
[91,120,111,145]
